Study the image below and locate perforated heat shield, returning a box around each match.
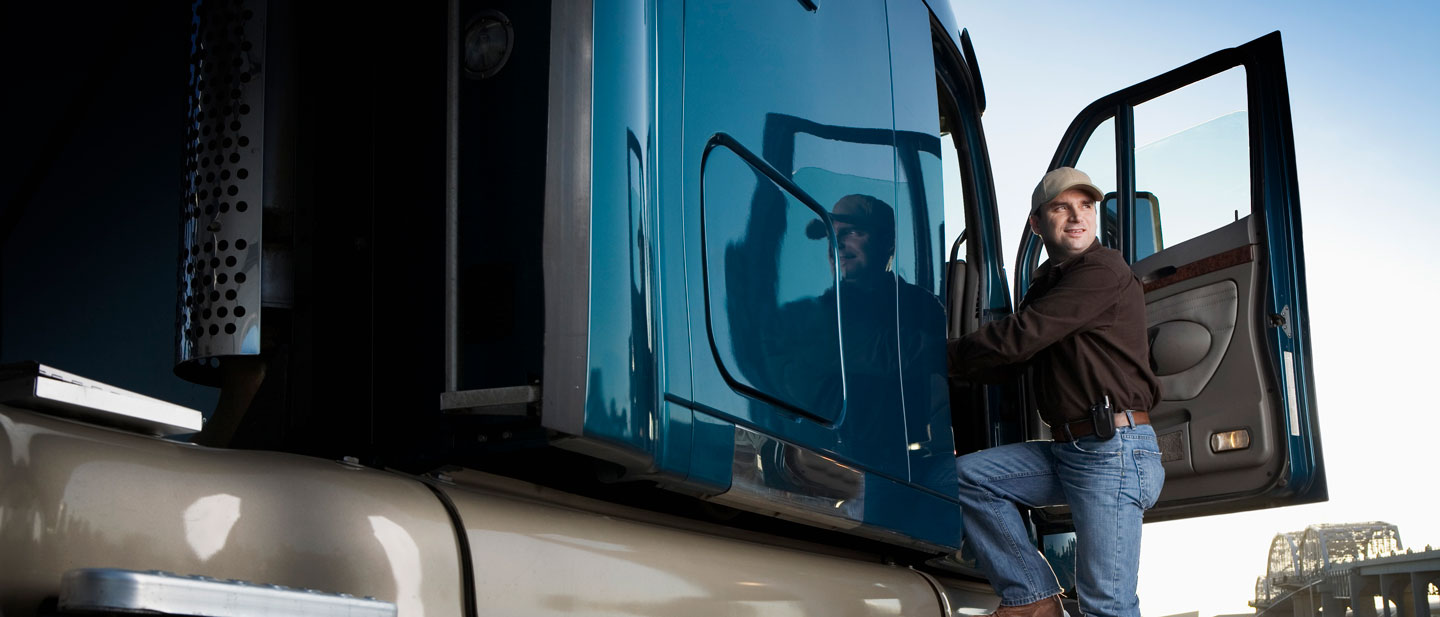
[176,0,266,383]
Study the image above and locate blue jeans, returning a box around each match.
[955,423,1165,617]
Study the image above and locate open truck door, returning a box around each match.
[1014,32,1325,528]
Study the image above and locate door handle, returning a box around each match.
[1140,265,1177,285]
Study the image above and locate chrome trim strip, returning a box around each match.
[60,569,395,617]
[910,568,954,616]
[911,567,1004,613]
[1284,350,1300,437]
[0,363,201,435]
[540,0,594,436]
[711,425,865,529]
[711,425,958,553]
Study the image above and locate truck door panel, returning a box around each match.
[681,1,907,480]
[539,0,999,550]
[647,0,988,550]
[1138,219,1279,486]
[1016,32,1323,527]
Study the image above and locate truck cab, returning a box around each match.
[0,1,1323,615]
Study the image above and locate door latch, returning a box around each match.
[1267,305,1292,338]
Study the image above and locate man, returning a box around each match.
[948,168,1164,617]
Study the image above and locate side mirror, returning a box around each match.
[1100,191,1163,260]
[1134,191,1163,260]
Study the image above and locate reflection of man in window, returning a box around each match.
[753,194,943,490]
[764,194,943,419]
[813,194,891,285]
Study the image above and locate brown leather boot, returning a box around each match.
[984,594,1064,617]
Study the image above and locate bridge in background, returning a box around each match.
[1252,522,1440,617]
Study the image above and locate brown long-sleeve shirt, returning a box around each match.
[948,240,1160,427]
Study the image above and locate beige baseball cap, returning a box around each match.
[1030,167,1103,215]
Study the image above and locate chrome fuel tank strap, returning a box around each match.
[59,569,396,617]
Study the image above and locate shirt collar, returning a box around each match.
[1038,238,1103,276]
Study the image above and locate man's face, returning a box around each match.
[833,220,875,279]
[1029,188,1098,262]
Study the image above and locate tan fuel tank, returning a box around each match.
[0,408,464,617]
[438,470,962,617]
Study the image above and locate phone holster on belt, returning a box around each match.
[1090,394,1115,440]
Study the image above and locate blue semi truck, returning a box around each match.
[0,1,1324,615]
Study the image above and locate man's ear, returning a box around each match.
[1028,214,1040,236]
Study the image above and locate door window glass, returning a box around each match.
[1133,66,1250,260]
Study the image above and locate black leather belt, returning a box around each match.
[1052,410,1150,443]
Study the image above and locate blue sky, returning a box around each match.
[948,1,1440,614]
